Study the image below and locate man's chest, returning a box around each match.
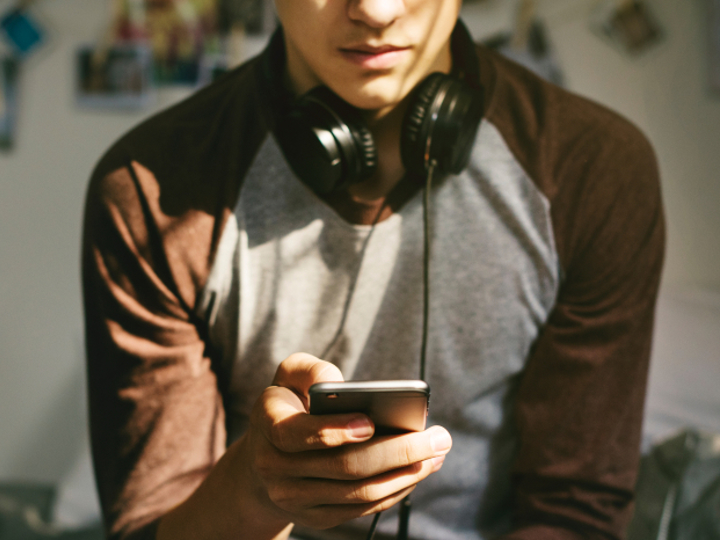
[199,125,560,440]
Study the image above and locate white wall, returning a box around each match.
[463,0,720,291]
[0,0,718,488]
[1,0,148,483]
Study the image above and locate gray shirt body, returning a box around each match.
[198,119,560,540]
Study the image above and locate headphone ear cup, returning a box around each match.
[353,120,377,181]
[401,73,445,179]
[274,86,377,195]
[401,73,483,179]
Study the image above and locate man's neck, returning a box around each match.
[347,99,409,201]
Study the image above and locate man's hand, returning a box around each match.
[239,353,452,531]
[157,353,451,540]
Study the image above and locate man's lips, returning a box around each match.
[339,45,412,70]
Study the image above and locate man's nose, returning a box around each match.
[347,0,406,29]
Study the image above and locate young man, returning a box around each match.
[82,1,665,540]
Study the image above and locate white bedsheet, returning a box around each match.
[642,288,720,449]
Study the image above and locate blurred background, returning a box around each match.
[0,0,718,535]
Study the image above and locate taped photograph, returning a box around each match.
[129,0,218,86]
[710,0,720,93]
[0,56,19,150]
[0,7,46,58]
[75,44,154,110]
[590,0,663,56]
[217,0,266,35]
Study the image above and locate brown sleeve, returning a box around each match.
[478,46,665,538]
[504,105,664,538]
[82,160,228,539]
[82,61,267,539]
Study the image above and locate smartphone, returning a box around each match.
[309,380,430,435]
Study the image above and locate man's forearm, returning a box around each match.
[156,438,294,540]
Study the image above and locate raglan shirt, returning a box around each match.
[82,25,665,540]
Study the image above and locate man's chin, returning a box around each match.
[333,78,415,113]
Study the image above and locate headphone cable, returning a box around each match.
[365,512,382,540]
[419,160,436,382]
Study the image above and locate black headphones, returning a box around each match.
[264,23,484,195]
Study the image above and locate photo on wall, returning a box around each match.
[120,0,219,86]
[75,44,154,109]
[0,56,19,150]
[217,0,266,35]
[710,0,720,93]
[590,0,663,56]
[0,6,46,58]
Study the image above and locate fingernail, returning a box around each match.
[347,417,373,439]
[431,455,446,472]
[431,428,452,454]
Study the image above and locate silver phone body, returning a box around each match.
[308,380,430,435]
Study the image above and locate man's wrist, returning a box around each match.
[156,436,293,540]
